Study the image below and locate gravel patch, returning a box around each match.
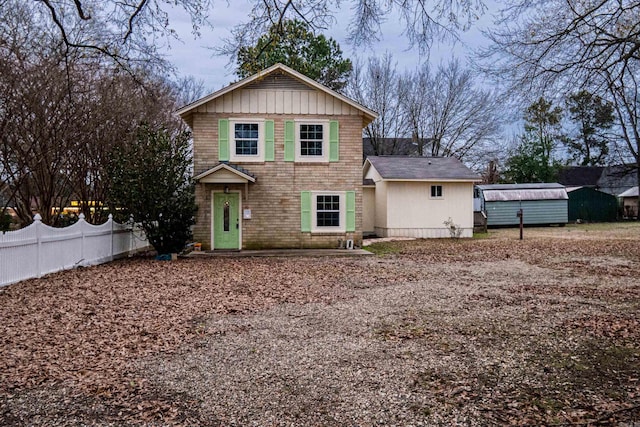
[2,223,640,425]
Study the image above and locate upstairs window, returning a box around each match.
[431,185,443,199]
[223,119,270,163]
[300,124,324,157]
[234,123,259,156]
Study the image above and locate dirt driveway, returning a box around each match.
[1,223,639,426]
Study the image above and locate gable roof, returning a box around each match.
[177,63,377,125]
[364,156,480,181]
[557,166,604,187]
[619,186,638,197]
[597,164,638,193]
[194,163,256,183]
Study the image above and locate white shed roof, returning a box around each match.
[619,186,638,197]
[482,188,568,202]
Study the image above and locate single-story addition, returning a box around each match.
[475,183,568,227]
[177,63,377,250]
[363,156,481,238]
[619,186,638,219]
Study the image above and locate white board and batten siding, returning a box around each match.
[0,214,148,287]
[376,181,475,238]
[195,88,365,117]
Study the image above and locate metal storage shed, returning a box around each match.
[619,186,638,219]
[476,183,568,227]
[566,187,618,222]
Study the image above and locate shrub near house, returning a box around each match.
[177,63,377,250]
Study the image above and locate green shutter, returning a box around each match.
[284,120,295,162]
[218,119,229,161]
[346,191,356,232]
[264,120,275,161]
[329,120,339,162]
[301,191,312,232]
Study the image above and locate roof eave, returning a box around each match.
[194,164,256,183]
[381,178,481,183]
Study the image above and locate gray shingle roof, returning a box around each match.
[366,156,480,181]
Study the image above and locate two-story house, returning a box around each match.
[177,63,377,250]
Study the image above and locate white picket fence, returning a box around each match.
[0,213,148,287]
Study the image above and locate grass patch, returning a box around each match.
[472,232,490,239]
[566,222,640,232]
[363,241,403,256]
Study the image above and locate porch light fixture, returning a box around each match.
[224,185,230,194]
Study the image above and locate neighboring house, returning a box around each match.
[476,183,568,227]
[557,166,604,188]
[619,186,638,219]
[363,156,480,238]
[362,137,428,158]
[597,165,637,196]
[557,164,637,196]
[566,187,618,222]
[177,63,377,250]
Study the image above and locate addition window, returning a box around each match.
[234,123,258,155]
[295,121,329,162]
[229,119,264,162]
[431,185,443,198]
[316,195,340,227]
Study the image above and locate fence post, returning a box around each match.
[34,214,42,278]
[129,214,135,256]
[109,214,114,261]
[78,213,86,264]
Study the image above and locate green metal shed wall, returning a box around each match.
[567,187,617,222]
[485,200,568,226]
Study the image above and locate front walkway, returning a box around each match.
[187,248,372,258]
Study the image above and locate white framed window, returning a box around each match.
[430,185,443,199]
[312,191,345,232]
[229,119,264,162]
[295,120,329,162]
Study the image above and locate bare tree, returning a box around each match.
[482,1,640,94]
[604,65,640,191]
[0,3,187,226]
[218,0,487,61]
[24,0,213,72]
[398,67,431,156]
[173,76,208,106]
[22,0,489,69]
[401,59,504,165]
[481,0,640,208]
[348,54,408,156]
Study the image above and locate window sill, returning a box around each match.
[230,160,266,165]
[309,230,347,235]
[294,162,330,166]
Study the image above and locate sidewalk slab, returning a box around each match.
[185,248,373,258]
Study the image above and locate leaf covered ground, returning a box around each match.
[1,223,639,426]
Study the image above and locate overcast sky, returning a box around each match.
[161,1,499,94]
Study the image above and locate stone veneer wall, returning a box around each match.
[192,112,364,249]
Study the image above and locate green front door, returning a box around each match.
[213,192,240,249]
